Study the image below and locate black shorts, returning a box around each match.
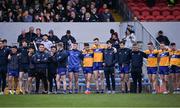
[19,64,29,73]
[28,69,36,77]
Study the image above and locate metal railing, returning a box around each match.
[119,21,160,50]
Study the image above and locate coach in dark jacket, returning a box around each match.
[0,40,10,93]
[117,42,131,67]
[33,44,49,94]
[103,40,117,93]
[61,30,76,50]
[130,43,147,93]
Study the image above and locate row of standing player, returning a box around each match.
[0,38,179,95]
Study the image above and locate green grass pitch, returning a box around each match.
[0,94,180,107]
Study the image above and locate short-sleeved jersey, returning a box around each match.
[144,49,159,67]
[158,49,170,66]
[170,49,180,67]
[91,44,104,63]
[82,49,94,67]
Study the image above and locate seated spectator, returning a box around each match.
[48,30,60,44]
[101,9,114,22]
[98,4,108,14]
[90,8,100,22]
[22,10,33,22]
[82,12,93,22]
[68,11,79,22]
[79,6,87,22]
[5,11,16,22]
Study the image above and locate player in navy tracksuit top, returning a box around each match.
[27,46,36,94]
[7,46,19,95]
[33,44,49,94]
[55,43,68,94]
[117,41,131,93]
[103,41,117,94]
[68,43,82,94]
[18,41,30,94]
[48,46,58,93]
[0,40,10,95]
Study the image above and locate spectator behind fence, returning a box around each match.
[25,26,37,45]
[156,30,170,46]
[122,29,136,49]
[109,32,120,49]
[34,28,43,47]
[41,34,53,51]
[17,30,28,46]
[61,30,76,50]
[48,30,60,44]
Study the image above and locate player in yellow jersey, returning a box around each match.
[91,38,105,93]
[158,43,170,94]
[144,42,158,94]
[169,43,180,94]
[82,43,94,94]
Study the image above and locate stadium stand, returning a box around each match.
[126,0,180,21]
[0,0,116,22]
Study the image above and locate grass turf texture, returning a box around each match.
[0,94,180,107]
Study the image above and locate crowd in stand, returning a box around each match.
[0,0,115,22]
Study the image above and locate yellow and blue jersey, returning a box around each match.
[144,49,158,67]
[170,49,180,67]
[91,44,104,63]
[82,49,94,68]
[158,49,170,67]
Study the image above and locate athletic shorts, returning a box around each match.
[28,69,36,77]
[58,68,67,75]
[170,65,180,74]
[83,67,93,74]
[19,64,29,73]
[119,65,130,74]
[147,67,157,74]
[93,62,103,71]
[159,66,169,75]
[8,69,19,77]
[68,66,79,73]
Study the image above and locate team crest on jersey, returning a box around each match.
[95,49,99,51]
